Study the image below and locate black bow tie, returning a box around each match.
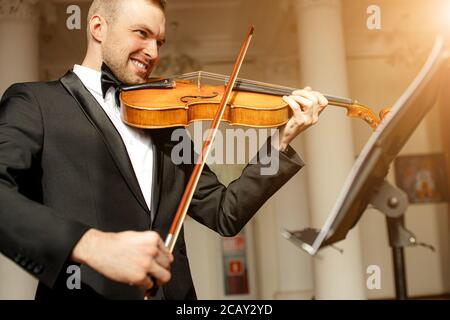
[100,63,122,107]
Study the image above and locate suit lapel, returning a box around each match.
[60,71,150,215]
[150,129,175,228]
[150,142,163,227]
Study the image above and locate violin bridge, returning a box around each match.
[197,71,202,91]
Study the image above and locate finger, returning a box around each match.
[314,92,328,107]
[156,238,165,252]
[297,90,319,106]
[309,93,325,118]
[283,95,304,113]
[137,274,154,291]
[292,86,312,95]
[286,95,313,112]
[143,277,158,300]
[156,239,174,265]
[143,231,161,246]
[312,113,319,124]
[292,88,307,96]
[290,92,319,112]
[147,261,172,284]
[158,238,171,255]
[154,250,172,269]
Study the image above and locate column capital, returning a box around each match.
[0,0,39,22]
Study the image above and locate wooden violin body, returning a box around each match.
[121,81,291,129]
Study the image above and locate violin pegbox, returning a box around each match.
[345,101,383,130]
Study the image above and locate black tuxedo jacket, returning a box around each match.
[0,71,303,299]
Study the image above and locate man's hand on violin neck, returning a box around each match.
[277,87,328,151]
[71,229,173,291]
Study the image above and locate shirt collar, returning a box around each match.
[73,64,103,96]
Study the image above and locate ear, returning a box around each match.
[88,15,107,43]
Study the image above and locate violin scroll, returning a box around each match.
[343,101,390,130]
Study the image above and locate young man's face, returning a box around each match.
[102,0,166,84]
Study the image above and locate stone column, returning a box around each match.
[0,0,40,299]
[294,0,366,299]
[263,60,315,299]
[272,137,315,299]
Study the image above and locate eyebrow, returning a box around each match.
[132,24,166,44]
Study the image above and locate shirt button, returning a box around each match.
[20,259,29,267]
[26,261,37,271]
[14,253,23,263]
[33,265,44,275]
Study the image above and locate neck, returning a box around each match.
[81,46,102,72]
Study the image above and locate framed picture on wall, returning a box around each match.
[221,231,250,296]
[394,153,449,204]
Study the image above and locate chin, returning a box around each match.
[131,72,149,84]
[122,72,146,85]
[134,76,148,84]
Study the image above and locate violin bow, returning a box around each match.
[145,26,254,299]
[165,25,254,251]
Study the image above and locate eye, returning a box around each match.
[135,30,147,38]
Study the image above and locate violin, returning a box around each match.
[119,71,390,131]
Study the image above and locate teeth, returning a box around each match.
[132,59,147,70]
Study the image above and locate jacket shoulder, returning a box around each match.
[3,79,65,97]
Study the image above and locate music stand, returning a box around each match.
[283,36,450,300]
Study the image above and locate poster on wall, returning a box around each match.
[221,230,250,295]
[394,153,449,203]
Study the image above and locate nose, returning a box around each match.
[143,40,159,60]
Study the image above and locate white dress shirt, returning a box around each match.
[73,64,154,211]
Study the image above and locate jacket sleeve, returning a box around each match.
[188,132,304,237]
[0,83,91,288]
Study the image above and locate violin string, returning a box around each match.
[179,71,291,95]
[212,72,297,93]
[180,72,278,92]
[200,72,294,96]
[177,71,354,105]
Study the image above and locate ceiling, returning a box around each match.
[41,0,298,74]
[41,0,450,79]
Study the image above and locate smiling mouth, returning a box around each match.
[130,58,149,73]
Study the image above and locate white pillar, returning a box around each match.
[0,0,40,299]
[295,0,366,299]
[262,62,314,299]
[273,138,314,299]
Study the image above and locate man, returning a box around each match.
[0,0,327,299]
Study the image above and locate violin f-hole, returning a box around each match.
[180,92,219,103]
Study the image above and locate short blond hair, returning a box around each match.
[87,0,166,23]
